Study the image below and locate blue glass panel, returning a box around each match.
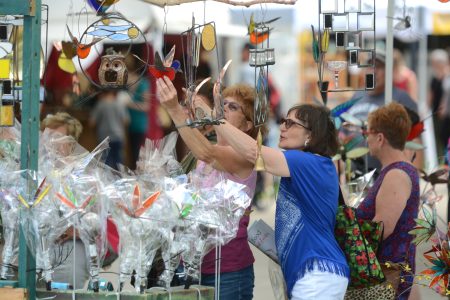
[96,25,132,31]
[171,60,181,71]
[88,29,113,37]
[108,33,130,41]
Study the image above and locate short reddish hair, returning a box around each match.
[368,102,412,150]
[222,84,268,139]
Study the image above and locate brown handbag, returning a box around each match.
[381,263,402,291]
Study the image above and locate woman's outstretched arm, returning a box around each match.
[214,120,290,177]
[156,76,253,178]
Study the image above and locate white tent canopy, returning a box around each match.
[41,0,292,42]
[40,0,450,45]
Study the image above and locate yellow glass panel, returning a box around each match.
[0,59,10,79]
[127,27,139,39]
[201,24,216,51]
[57,53,76,74]
[0,104,14,126]
[433,13,450,35]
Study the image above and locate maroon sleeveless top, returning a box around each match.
[198,161,256,274]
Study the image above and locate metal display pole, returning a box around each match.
[0,0,41,299]
[417,6,438,170]
[385,0,395,104]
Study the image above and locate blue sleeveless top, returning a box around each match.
[276,150,349,296]
[356,161,420,300]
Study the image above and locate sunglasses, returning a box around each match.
[280,118,311,130]
[223,100,243,112]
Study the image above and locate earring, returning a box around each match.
[304,139,309,147]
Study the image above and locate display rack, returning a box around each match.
[0,1,41,300]
[36,286,214,299]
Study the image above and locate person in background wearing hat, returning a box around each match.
[347,50,418,121]
[344,50,419,178]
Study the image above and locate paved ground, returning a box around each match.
[250,182,449,300]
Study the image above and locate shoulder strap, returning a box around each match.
[338,186,345,206]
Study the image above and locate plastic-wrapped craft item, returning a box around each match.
[0,169,21,280]
[30,131,109,290]
[131,132,185,289]
[12,170,63,290]
[39,129,85,172]
[55,171,108,292]
[135,132,184,189]
[0,124,21,168]
[107,178,165,293]
[344,169,376,208]
[0,124,22,279]
[157,176,192,288]
[175,166,251,287]
[39,129,110,178]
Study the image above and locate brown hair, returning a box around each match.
[367,102,412,150]
[41,112,83,141]
[222,84,268,139]
[287,104,338,157]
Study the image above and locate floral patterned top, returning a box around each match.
[356,161,420,299]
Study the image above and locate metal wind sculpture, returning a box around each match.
[314,0,377,105]
[180,18,227,128]
[247,14,276,171]
[71,12,149,90]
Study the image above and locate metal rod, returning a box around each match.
[385,0,395,104]
[417,7,438,170]
[18,0,42,299]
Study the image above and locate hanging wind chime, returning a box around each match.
[180,16,227,128]
[248,14,277,171]
[314,0,377,105]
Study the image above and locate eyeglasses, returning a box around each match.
[361,129,378,137]
[280,118,311,130]
[223,100,243,112]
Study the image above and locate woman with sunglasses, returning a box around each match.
[157,77,267,300]
[212,103,350,299]
[357,103,420,299]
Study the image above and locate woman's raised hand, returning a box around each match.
[156,76,180,112]
[194,96,213,119]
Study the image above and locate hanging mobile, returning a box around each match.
[181,17,226,128]
[247,14,276,171]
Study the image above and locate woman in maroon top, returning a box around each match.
[157,78,267,300]
[356,102,420,299]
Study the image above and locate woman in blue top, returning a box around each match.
[214,103,349,299]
